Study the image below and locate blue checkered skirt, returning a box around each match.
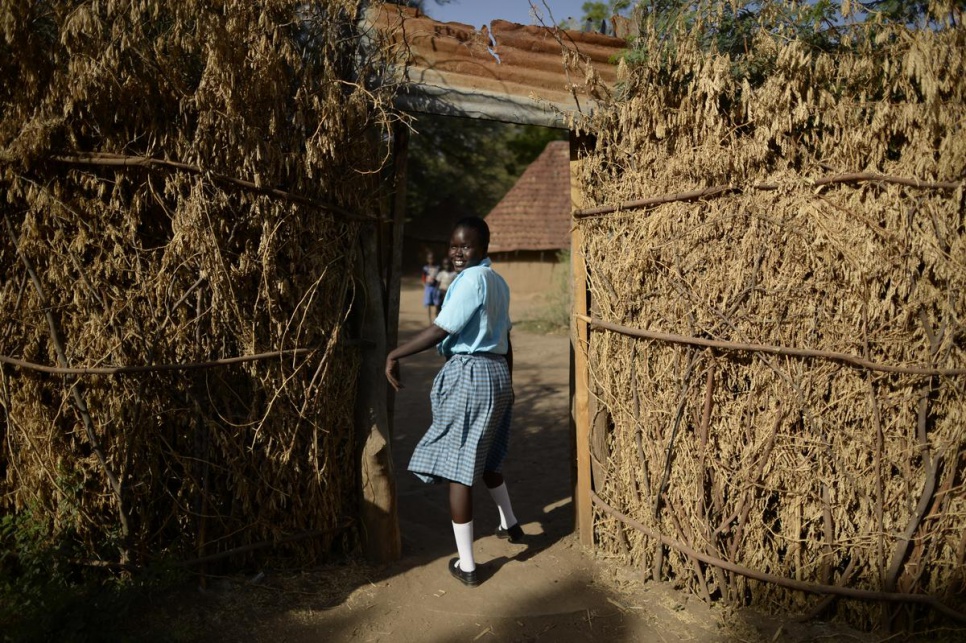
[408,354,513,486]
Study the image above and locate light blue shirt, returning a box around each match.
[433,257,511,357]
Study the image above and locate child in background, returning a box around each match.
[386,217,525,588]
[421,252,440,322]
[434,257,456,311]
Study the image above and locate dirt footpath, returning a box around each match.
[253,281,723,642]
[155,281,880,642]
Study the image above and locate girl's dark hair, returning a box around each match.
[453,216,489,251]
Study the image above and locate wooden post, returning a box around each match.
[570,131,594,547]
[386,124,408,354]
[351,122,410,563]
[355,150,402,561]
[385,124,409,431]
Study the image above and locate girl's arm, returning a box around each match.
[506,333,513,380]
[385,324,449,391]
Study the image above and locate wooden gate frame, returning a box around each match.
[358,4,623,560]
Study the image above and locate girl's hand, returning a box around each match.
[383,325,448,392]
[385,356,403,391]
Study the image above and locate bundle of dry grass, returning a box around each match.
[573,3,965,630]
[0,1,398,568]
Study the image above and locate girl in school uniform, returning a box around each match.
[385,216,524,587]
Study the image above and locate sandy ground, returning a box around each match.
[145,281,886,643]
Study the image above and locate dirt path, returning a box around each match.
[251,281,722,642]
[152,281,879,642]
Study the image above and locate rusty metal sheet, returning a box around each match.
[362,4,626,128]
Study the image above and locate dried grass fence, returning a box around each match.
[572,9,965,631]
[0,0,397,569]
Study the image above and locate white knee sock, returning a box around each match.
[452,520,475,572]
[487,482,517,529]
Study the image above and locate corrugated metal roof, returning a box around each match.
[486,141,571,253]
[363,5,626,128]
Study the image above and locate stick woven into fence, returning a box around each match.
[576,314,966,377]
[0,349,317,375]
[591,491,966,623]
[573,174,962,219]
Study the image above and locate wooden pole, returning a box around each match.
[570,131,594,547]
[386,125,409,369]
[355,218,401,563]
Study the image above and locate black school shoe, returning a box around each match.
[449,557,479,587]
[495,523,525,544]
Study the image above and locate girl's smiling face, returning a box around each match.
[448,226,485,273]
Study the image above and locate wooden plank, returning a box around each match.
[570,131,594,547]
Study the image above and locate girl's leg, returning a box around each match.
[449,482,475,571]
[483,471,519,532]
[482,471,503,489]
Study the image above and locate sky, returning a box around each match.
[423,0,592,29]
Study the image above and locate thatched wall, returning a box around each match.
[0,0,396,567]
[574,9,965,630]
